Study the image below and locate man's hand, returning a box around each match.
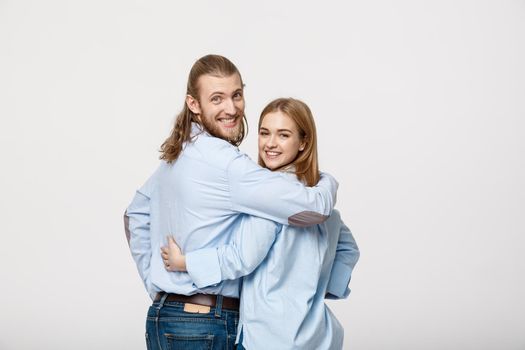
[160,236,187,272]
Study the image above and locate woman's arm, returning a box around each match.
[161,215,281,289]
[325,211,360,299]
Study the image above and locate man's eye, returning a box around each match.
[211,96,222,103]
[233,92,243,100]
[259,131,268,136]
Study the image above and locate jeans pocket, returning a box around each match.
[165,334,214,350]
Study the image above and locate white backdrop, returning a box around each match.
[1,1,524,349]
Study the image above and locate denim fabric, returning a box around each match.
[145,294,239,350]
[236,329,245,350]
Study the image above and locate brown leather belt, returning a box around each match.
[154,292,240,311]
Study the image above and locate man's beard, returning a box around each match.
[201,114,245,145]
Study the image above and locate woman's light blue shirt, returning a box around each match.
[185,174,360,350]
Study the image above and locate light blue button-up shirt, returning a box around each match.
[125,123,338,299]
[184,172,360,350]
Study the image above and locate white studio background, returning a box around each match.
[1,1,524,349]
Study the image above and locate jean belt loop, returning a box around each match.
[214,295,223,318]
[156,292,169,311]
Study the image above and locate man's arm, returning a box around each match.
[325,213,360,299]
[227,153,338,227]
[124,171,157,298]
[164,215,280,289]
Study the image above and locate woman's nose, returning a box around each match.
[266,135,277,148]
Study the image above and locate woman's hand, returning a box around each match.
[160,236,187,272]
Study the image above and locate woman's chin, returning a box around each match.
[264,161,286,171]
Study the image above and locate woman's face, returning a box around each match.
[258,111,305,170]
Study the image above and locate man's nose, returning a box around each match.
[224,98,236,115]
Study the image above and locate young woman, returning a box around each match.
[161,98,360,349]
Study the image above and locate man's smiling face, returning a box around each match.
[189,73,245,143]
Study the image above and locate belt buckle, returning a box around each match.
[183,303,211,314]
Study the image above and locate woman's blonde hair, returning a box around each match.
[258,98,320,186]
[160,54,247,163]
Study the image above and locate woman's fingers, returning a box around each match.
[160,236,182,272]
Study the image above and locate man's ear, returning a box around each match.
[186,95,201,116]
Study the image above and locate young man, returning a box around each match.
[124,54,338,350]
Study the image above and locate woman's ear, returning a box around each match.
[186,95,201,115]
[299,139,306,152]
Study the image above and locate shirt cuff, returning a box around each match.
[325,261,352,299]
[186,248,222,289]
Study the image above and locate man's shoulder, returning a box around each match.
[187,133,245,167]
[196,133,238,151]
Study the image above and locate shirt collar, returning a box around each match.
[190,122,209,138]
[280,164,296,175]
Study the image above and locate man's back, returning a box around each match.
[130,126,246,297]
[155,127,246,296]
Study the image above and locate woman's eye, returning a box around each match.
[280,134,289,138]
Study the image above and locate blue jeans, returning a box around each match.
[236,329,245,350]
[145,294,239,350]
